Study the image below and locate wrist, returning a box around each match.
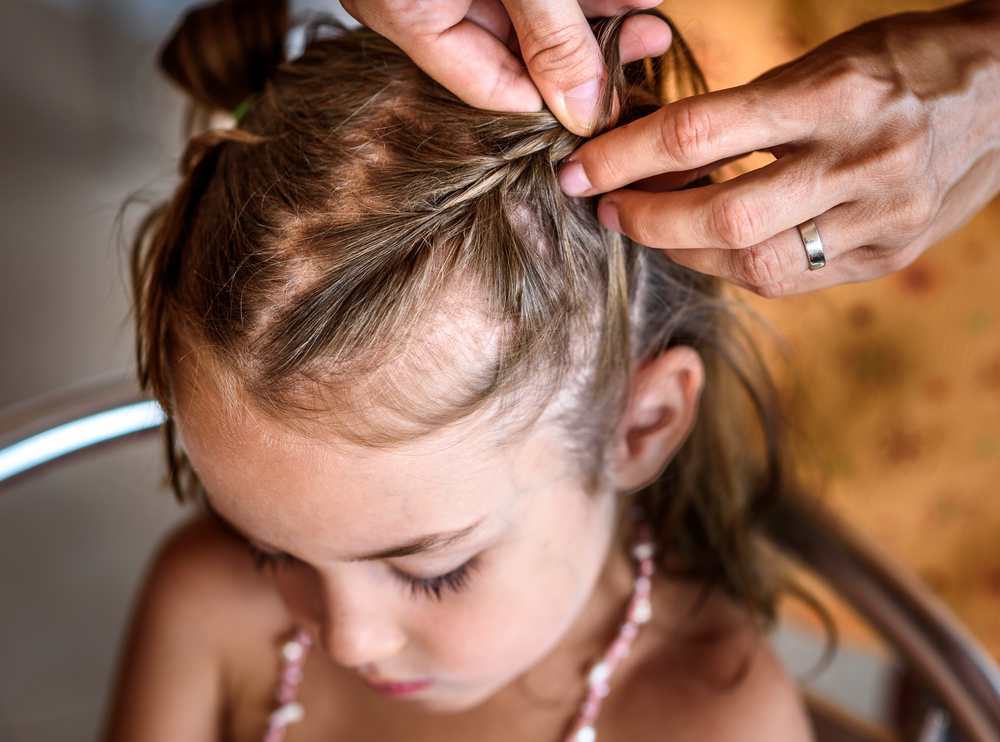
[888,2,1000,154]
[948,1,1000,147]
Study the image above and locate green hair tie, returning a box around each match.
[232,93,260,124]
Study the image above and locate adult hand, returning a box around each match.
[339,0,673,135]
[558,1,1000,296]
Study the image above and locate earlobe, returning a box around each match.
[613,346,705,493]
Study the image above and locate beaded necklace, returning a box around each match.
[263,522,655,742]
[563,520,655,742]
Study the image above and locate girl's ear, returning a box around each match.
[611,346,705,493]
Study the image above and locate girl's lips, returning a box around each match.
[363,677,435,697]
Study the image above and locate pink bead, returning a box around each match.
[612,638,631,658]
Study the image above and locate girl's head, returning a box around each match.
[134,0,786,710]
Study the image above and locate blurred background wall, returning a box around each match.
[0,2,184,739]
[0,1,996,741]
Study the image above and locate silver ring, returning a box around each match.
[796,219,825,270]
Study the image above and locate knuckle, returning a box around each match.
[659,101,714,165]
[865,132,928,189]
[620,205,656,247]
[359,0,412,19]
[873,244,919,276]
[852,242,914,279]
[826,61,883,121]
[733,244,784,288]
[521,26,593,87]
[755,282,793,299]
[594,145,628,189]
[893,184,938,234]
[709,194,769,249]
[353,0,450,33]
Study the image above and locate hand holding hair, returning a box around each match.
[338,0,673,135]
[559,0,1000,296]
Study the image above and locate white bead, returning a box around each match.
[575,725,596,742]
[632,598,652,624]
[588,661,611,686]
[282,641,304,661]
[632,542,654,561]
[268,701,304,729]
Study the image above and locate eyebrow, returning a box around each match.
[201,492,483,561]
[347,523,482,561]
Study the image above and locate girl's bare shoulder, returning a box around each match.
[620,582,813,742]
[145,511,286,616]
[104,512,292,742]
[131,510,293,657]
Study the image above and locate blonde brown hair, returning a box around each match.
[134,0,788,619]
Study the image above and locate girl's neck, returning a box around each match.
[518,541,637,705]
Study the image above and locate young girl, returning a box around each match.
[106,1,813,740]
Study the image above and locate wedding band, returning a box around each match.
[797,219,826,270]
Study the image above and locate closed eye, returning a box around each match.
[248,543,297,571]
[392,556,479,601]
[247,542,480,601]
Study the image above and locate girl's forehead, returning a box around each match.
[176,365,577,558]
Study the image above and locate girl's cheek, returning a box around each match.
[426,561,578,665]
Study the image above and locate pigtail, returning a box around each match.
[131,132,228,503]
[133,0,285,500]
[133,130,259,409]
[160,0,289,113]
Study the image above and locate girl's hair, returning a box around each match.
[135,0,790,621]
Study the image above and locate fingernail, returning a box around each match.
[598,202,621,234]
[558,159,592,196]
[564,79,601,135]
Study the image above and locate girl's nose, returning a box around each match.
[319,579,407,668]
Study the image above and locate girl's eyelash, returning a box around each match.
[248,544,296,571]
[393,557,479,602]
[246,542,478,601]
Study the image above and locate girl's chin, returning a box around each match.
[397,682,503,714]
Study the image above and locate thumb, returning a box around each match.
[502,0,603,135]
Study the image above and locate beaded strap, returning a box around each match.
[563,522,655,742]
[263,629,313,742]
